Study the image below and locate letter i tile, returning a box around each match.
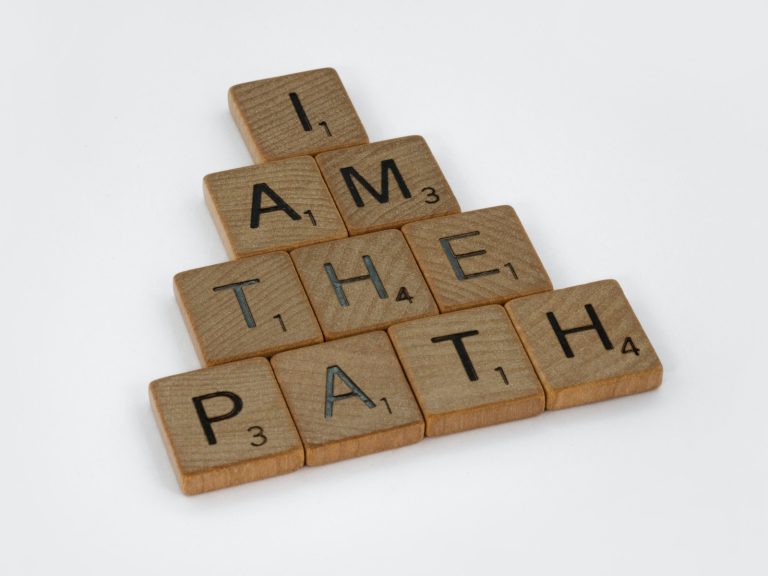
[229,68,368,163]
[505,280,662,409]
[270,332,425,465]
[174,251,323,366]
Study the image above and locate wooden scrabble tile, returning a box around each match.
[505,280,663,410]
[290,229,439,339]
[314,135,460,235]
[149,358,304,495]
[229,68,368,163]
[204,156,348,258]
[388,305,545,436]
[174,251,323,366]
[270,331,424,465]
[402,205,552,313]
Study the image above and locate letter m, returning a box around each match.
[339,159,412,207]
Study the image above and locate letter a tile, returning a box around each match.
[290,229,439,339]
[229,68,368,163]
[150,358,304,495]
[270,332,425,465]
[205,156,348,258]
[402,205,553,312]
[315,136,460,235]
[389,305,544,436]
[174,252,323,366]
[505,280,663,410]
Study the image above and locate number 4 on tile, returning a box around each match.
[622,337,640,356]
[396,287,414,303]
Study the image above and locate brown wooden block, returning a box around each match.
[290,229,439,339]
[229,68,368,163]
[505,280,663,410]
[270,331,424,466]
[174,251,323,366]
[149,358,304,495]
[388,305,544,436]
[204,156,348,258]
[315,135,460,235]
[402,205,553,313]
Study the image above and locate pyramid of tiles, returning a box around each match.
[150,68,663,495]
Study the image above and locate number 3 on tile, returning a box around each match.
[422,187,440,204]
[247,425,268,447]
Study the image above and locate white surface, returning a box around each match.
[1,1,766,574]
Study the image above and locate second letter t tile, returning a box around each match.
[389,305,544,436]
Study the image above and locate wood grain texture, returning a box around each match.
[149,358,304,495]
[314,135,460,235]
[204,156,348,258]
[505,279,663,410]
[402,205,553,312]
[290,229,439,339]
[388,305,544,436]
[270,331,424,466]
[174,251,323,366]
[229,68,368,163]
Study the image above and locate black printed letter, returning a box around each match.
[546,304,613,358]
[325,365,376,418]
[439,231,500,280]
[431,330,481,381]
[250,183,301,228]
[324,256,388,307]
[213,279,260,328]
[340,159,412,207]
[192,391,243,445]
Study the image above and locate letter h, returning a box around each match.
[546,304,613,358]
[324,255,388,307]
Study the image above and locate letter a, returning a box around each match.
[250,183,301,228]
[324,365,376,418]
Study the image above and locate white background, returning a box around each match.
[1,1,766,574]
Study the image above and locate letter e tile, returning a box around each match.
[402,205,552,312]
